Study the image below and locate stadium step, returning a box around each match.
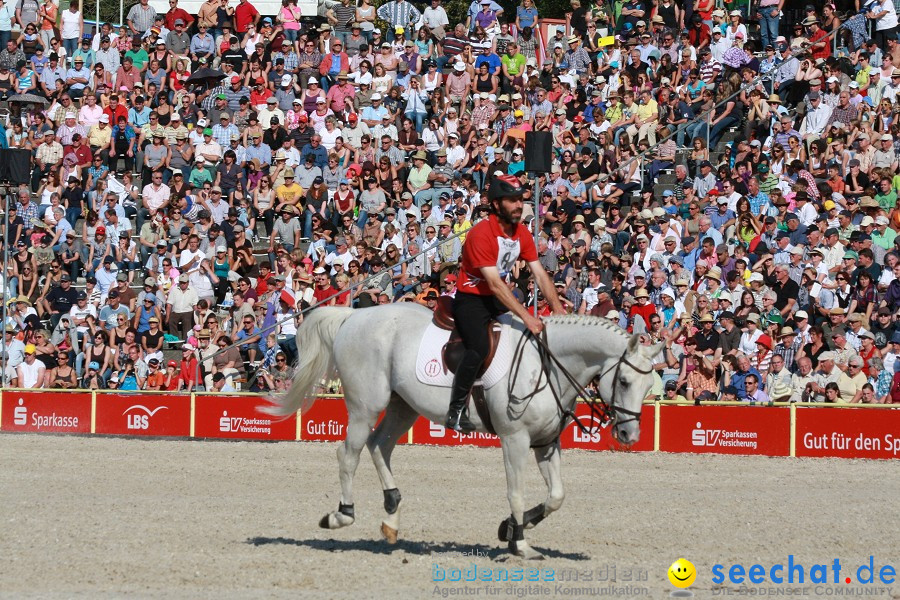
[657,173,677,185]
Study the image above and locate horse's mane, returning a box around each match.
[542,314,630,339]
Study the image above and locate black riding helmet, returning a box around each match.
[488,174,525,201]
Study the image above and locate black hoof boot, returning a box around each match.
[505,516,525,555]
[498,517,510,542]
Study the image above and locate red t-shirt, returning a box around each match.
[457,214,538,296]
[629,303,657,332]
[179,357,198,388]
[165,8,193,30]
[808,28,831,61]
[313,285,337,304]
[234,2,259,33]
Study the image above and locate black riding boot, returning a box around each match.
[445,349,483,433]
[445,389,475,433]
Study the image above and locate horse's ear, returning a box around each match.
[626,334,641,355]
[642,342,664,360]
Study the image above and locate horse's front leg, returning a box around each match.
[500,432,543,559]
[499,441,565,541]
[534,441,565,522]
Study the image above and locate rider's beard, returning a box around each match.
[496,201,523,226]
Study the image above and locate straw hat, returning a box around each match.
[770,380,793,401]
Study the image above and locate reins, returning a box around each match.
[507,327,651,445]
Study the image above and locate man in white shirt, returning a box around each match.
[140,172,170,232]
[17,344,45,389]
[868,0,899,49]
[578,268,608,315]
[794,193,818,227]
[195,129,223,165]
[179,234,205,274]
[1,325,25,385]
[95,257,119,296]
[422,0,450,37]
[709,29,730,64]
[799,91,832,142]
[323,236,355,275]
[68,291,97,340]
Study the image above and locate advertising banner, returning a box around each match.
[194,394,296,440]
[410,416,502,448]
[94,393,191,437]
[796,407,900,459]
[658,405,791,457]
[559,403,655,452]
[1,391,92,434]
[301,398,349,442]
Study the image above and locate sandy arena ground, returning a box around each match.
[1,434,898,599]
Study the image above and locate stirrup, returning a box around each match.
[445,409,475,433]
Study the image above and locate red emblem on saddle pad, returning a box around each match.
[424,358,441,377]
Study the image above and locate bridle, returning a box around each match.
[508,328,652,445]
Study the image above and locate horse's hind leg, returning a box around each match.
[319,402,381,530]
[367,395,418,544]
[498,442,564,541]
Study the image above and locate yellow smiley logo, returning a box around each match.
[668,558,697,588]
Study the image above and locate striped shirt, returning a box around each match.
[376,0,421,28]
[36,141,64,167]
[332,3,356,29]
[441,34,469,57]
[493,113,515,140]
[272,51,299,72]
[126,3,157,33]
[212,123,239,148]
[225,86,250,112]
[565,47,592,74]
[698,58,722,83]
[747,191,769,216]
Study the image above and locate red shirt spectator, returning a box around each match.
[314,283,337,304]
[103,101,128,125]
[179,354,199,390]
[69,143,93,167]
[165,6,193,30]
[250,82,273,106]
[808,24,831,61]
[629,293,657,331]
[319,51,351,78]
[689,23,711,49]
[233,0,259,33]
[115,64,141,90]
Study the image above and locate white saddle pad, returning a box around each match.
[415,314,515,389]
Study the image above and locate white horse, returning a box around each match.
[263,303,659,559]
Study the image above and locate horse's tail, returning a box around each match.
[260,307,355,417]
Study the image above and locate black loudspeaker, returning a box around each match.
[524,131,553,173]
[0,149,31,185]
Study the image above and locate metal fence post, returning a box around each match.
[706,109,711,156]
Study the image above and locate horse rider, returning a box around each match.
[445,174,565,433]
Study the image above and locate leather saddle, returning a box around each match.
[432,296,501,377]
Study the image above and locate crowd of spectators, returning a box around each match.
[1,0,900,402]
